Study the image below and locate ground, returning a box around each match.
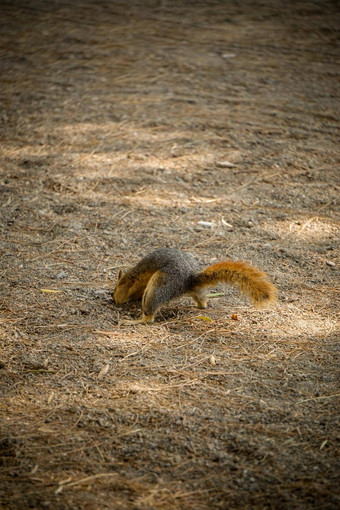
[0,1,339,509]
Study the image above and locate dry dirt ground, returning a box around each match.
[0,1,339,509]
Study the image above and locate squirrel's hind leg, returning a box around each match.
[190,289,207,309]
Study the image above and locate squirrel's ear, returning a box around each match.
[118,269,123,280]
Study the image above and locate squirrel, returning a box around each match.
[114,248,277,325]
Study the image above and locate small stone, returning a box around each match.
[216,160,236,168]
[56,270,67,279]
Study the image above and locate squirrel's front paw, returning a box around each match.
[119,314,154,326]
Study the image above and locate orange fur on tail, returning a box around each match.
[192,261,277,306]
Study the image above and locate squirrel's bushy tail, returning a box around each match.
[191,261,277,306]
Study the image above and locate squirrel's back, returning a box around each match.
[136,248,200,274]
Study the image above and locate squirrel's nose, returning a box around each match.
[113,289,127,305]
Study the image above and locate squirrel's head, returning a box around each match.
[114,268,150,304]
[113,269,130,304]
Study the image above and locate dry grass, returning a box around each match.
[0,0,339,509]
